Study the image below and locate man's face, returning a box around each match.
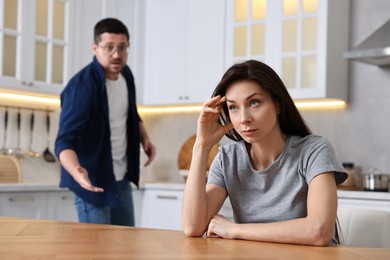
[93,33,129,80]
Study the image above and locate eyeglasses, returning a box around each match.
[97,44,129,56]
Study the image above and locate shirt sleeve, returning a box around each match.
[207,148,227,189]
[301,136,348,185]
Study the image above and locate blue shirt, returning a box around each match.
[55,57,141,207]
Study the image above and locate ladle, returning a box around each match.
[14,109,24,160]
[0,108,13,155]
[43,112,56,163]
[26,110,40,158]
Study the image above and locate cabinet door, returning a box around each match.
[143,0,187,105]
[275,0,349,100]
[0,0,73,94]
[132,188,144,227]
[0,192,47,219]
[225,0,270,67]
[142,0,225,105]
[46,191,78,222]
[71,0,140,86]
[0,0,24,88]
[186,0,225,104]
[338,198,390,212]
[141,189,183,230]
[225,0,349,101]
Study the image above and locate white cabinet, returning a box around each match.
[0,190,77,222]
[0,0,75,94]
[132,187,144,226]
[337,190,390,212]
[72,0,140,75]
[225,0,349,100]
[140,184,234,230]
[141,0,225,105]
[46,191,77,222]
[0,192,47,219]
[141,188,183,230]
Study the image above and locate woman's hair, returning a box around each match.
[94,18,129,44]
[212,60,311,141]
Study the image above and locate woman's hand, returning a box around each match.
[196,96,233,149]
[206,214,237,239]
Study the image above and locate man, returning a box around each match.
[55,18,156,226]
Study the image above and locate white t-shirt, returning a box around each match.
[106,74,128,181]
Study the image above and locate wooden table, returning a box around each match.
[0,217,390,259]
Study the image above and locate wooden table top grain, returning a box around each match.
[0,217,390,259]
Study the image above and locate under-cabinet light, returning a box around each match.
[0,92,60,105]
[138,100,347,114]
[0,90,346,113]
[294,100,347,109]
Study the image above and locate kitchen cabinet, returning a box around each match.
[132,188,144,226]
[141,187,183,230]
[0,191,47,219]
[337,190,390,212]
[0,0,75,94]
[72,0,140,75]
[0,190,77,221]
[141,183,234,230]
[46,191,77,222]
[225,0,350,100]
[141,0,225,105]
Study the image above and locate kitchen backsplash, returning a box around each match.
[0,107,59,163]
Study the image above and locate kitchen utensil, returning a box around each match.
[14,109,24,160]
[26,110,40,158]
[363,173,389,192]
[178,135,219,181]
[363,169,389,191]
[0,108,13,155]
[43,112,56,163]
[0,155,21,183]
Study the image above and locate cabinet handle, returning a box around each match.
[156,195,178,200]
[61,195,73,201]
[9,196,35,202]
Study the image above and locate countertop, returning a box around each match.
[0,216,389,259]
[2,177,390,202]
[1,157,390,201]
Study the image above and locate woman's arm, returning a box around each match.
[182,144,227,237]
[206,172,338,246]
[182,96,233,237]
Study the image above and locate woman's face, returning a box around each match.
[225,81,281,143]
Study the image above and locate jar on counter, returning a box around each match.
[339,162,356,188]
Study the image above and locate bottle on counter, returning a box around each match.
[339,162,356,188]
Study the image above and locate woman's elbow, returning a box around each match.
[307,224,334,246]
[182,224,206,237]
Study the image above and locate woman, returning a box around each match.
[182,60,347,246]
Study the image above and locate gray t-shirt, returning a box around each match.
[207,135,347,224]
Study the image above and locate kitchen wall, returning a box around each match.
[139,0,390,184]
[1,0,389,186]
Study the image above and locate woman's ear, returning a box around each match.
[275,101,281,115]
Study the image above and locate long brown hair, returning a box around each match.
[212,60,311,141]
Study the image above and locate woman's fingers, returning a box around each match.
[202,95,226,110]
